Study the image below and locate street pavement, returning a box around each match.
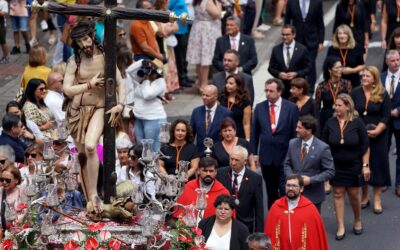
[0,1,399,249]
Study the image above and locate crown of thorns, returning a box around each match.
[71,21,96,40]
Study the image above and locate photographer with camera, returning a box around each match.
[127,58,167,152]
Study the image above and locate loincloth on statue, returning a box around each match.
[66,105,104,144]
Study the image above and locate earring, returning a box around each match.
[372,84,376,88]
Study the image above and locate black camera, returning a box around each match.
[137,60,154,78]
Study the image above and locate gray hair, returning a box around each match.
[246,232,272,250]
[0,145,16,163]
[226,16,241,26]
[231,145,248,160]
[386,49,400,59]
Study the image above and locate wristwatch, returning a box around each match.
[362,163,369,168]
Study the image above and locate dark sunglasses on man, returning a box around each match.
[0,177,12,184]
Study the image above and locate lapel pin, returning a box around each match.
[242,42,245,45]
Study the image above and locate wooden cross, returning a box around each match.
[30,0,188,203]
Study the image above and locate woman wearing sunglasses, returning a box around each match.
[19,145,43,186]
[20,78,56,138]
[0,163,28,234]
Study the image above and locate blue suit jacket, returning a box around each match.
[250,99,299,166]
[381,71,400,129]
[190,105,231,153]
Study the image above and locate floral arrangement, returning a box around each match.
[62,222,123,250]
[168,218,208,250]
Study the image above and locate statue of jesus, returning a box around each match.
[63,20,125,215]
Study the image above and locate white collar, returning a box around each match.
[205,102,218,112]
[269,97,282,107]
[287,196,300,210]
[229,32,240,41]
[284,41,295,49]
[232,166,246,177]
[302,135,314,147]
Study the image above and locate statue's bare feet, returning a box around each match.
[91,195,103,214]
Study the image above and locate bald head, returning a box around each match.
[201,85,218,108]
[47,72,64,93]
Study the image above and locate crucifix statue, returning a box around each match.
[29,0,189,219]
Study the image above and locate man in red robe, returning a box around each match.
[264,174,328,250]
[174,157,230,219]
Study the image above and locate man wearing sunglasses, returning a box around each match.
[0,145,16,167]
[0,114,27,163]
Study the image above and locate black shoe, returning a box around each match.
[335,233,346,241]
[361,200,370,209]
[10,47,21,55]
[353,227,363,235]
[186,77,195,84]
[373,208,383,214]
[180,80,193,88]
[25,43,31,53]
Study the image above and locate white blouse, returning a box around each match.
[205,226,231,250]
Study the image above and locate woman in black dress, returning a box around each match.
[327,24,365,87]
[212,117,256,170]
[289,77,315,117]
[322,93,370,240]
[333,0,369,53]
[219,74,252,141]
[315,56,352,133]
[351,66,391,214]
[159,119,200,179]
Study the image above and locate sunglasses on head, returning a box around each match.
[0,177,12,184]
[0,160,6,165]
[25,153,37,158]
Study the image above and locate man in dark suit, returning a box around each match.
[283,115,335,212]
[217,145,264,233]
[285,0,325,94]
[268,24,311,99]
[191,85,231,153]
[212,49,255,104]
[381,50,400,197]
[212,16,258,75]
[250,78,299,209]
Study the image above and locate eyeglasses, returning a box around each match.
[0,160,6,165]
[25,153,37,158]
[0,177,12,184]
[38,87,46,92]
[285,184,300,189]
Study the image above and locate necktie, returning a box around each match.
[206,109,211,131]
[232,173,239,194]
[286,46,291,67]
[231,37,237,50]
[390,75,395,99]
[301,0,308,19]
[301,142,308,160]
[270,103,276,133]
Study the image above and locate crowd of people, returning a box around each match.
[0,0,399,249]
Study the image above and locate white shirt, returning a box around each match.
[206,227,231,250]
[288,196,300,211]
[385,69,400,95]
[232,167,246,190]
[44,90,65,122]
[0,0,8,26]
[205,102,218,123]
[133,77,167,120]
[299,0,310,18]
[229,33,241,51]
[269,97,283,126]
[118,166,156,199]
[283,41,295,66]
[301,136,314,154]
